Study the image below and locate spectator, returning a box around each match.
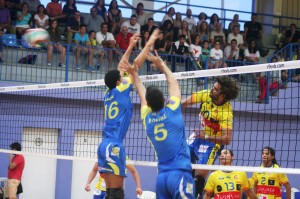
[0,0,14,34]
[95,22,115,68]
[285,23,300,43]
[227,14,240,33]
[154,31,166,53]
[88,30,104,70]
[178,21,192,44]
[4,142,25,199]
[116,25,134,52]
[23,0,41,15]
[135,2,147,26]
[171,34,190,72]
[244,13,262,49]
[209,13,221,31]
[46,0,64,21]
[34,4,49,30]
[195,21,210,44]
[244,39,260,83]
[15,3,32,39]
[161,20,174,52]
[107,0,122,36]
[189,34,202,68]
[201,40,210,67]
[138,30,151,50]
[197,12,208,25]
[74,24,94,71]
[227,25,244,47]
[276,28,286,49]
[85,6,104,33]
[62,0,77,19]
[210,22,226,47]
[209,40,226,69]
[173,12,182,29]
[141,17,158,36]
[47,19,66,67]
[224,39,239,67]
[5,0,22,21]
[121,14,140,34]
[93,0,108,23]
[162,7,175,24]
[183,8,196,32]
[66,11,83,44]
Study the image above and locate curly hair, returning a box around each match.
[217,76,240,101]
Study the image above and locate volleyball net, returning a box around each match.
[0,60,300,176]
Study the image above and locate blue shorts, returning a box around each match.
[189,137,223,165]
[97,140,127,177]
[93,189,106,199]
[156,170,195,199]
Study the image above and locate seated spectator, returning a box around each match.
[87,30,104,70]
[5,0,22,21]
[178,21,192,44]
[46,0,64,21]
[0,0,14,34]
[183,8,196,32]
[95,22,115,68]
[195,21,210,44]
[108,0,122,36]
[189,35,202,69]
[93,0,108,23]
[276,28,287,49]
[210,22,226,47]
[34,5,49,30]
[197,12,208,25]
[285,23,300,43]
[201,40,210,68]
[66,11,83,44]
[162,7,175,25]
[244,13,262,49]
[62,0,77,20]
[160,20,174,52]
[209,40,226,69]
[173,12,182,29]
[138,30,151,50]
[227,25,243,47]
[154,31,166,53]
[244,39,260,83]
[224,39,239,67]
[15,3,32,39]
[74,24,93,71]
[85,7,104,33]
[115,25,134,52]
[23,0,41,16]
[47,19,66,67]
[209,13,222,32]
[135,2,147,26]
[121,14,140,34]
[170,34,190,72]
[141,17,158,36]
[227,14,240,33]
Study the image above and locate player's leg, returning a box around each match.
[155,172,170,199]
[167,170,195,199]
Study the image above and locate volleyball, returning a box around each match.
[24,28,49,48]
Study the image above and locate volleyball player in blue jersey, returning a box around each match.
[123,46,195,198]
[97,33,140,199]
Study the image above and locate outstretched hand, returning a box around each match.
[119,59,138,76]
[148,29,160,44]
[130,33,140,47]
[147,50,165,70]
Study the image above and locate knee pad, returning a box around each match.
[109,188,124,199]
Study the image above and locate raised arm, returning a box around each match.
[181,95,194,110]
[127,164,143,196]
[147,50,181,99]
[283,182,291,199]
[85,162,98,192]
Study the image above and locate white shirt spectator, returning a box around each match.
[34,14,49,29]
[210,48,223,60]
[244,49,260,60]
[210,30,226,45]
[121,20,140,34]
[189,44,202,59]
[224,45,239,60]
[227,33,244,46]
[183,17,196,31]
[162,14,173,24]
[96,31,115,47]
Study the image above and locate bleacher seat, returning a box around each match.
[2,34,18,47]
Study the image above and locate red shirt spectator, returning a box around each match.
[8,154,25,180]
[46,0,63,18]
[116,26,133,51]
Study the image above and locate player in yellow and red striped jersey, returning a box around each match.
[252,147,291,199]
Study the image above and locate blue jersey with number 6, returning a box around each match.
[103,77,132,141]
[141,96,191,173]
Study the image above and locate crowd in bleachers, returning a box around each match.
[0,0,300,86]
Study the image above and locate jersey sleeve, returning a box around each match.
[191,90,209,104]
[219,105,233,130]
[116,77,132,94]
[141,106,151,127]
[166,96,180,111]
[278,173,289,185]
[240,172,250,191]
[251,172,258,183]
[204,172,216,193]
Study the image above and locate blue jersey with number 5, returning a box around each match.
[103,77,133,141]
[141,96,191,173]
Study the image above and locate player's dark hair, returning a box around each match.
[263,146,278,165]
[10,142,22,151]
[146,85,164,112]
[217,76,239,101]
[227,149,234,156]
[105,70,121,90]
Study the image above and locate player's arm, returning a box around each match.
[8,154,17,169]
[203,191,213,199]
[85,162,98,192]
[147,50,181,99]
[133,28,159,69]
[127,164,143,196]
[244,188,258,199]
[195,127,232,145]
[283,182,291,199]
[181,95,194,110]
